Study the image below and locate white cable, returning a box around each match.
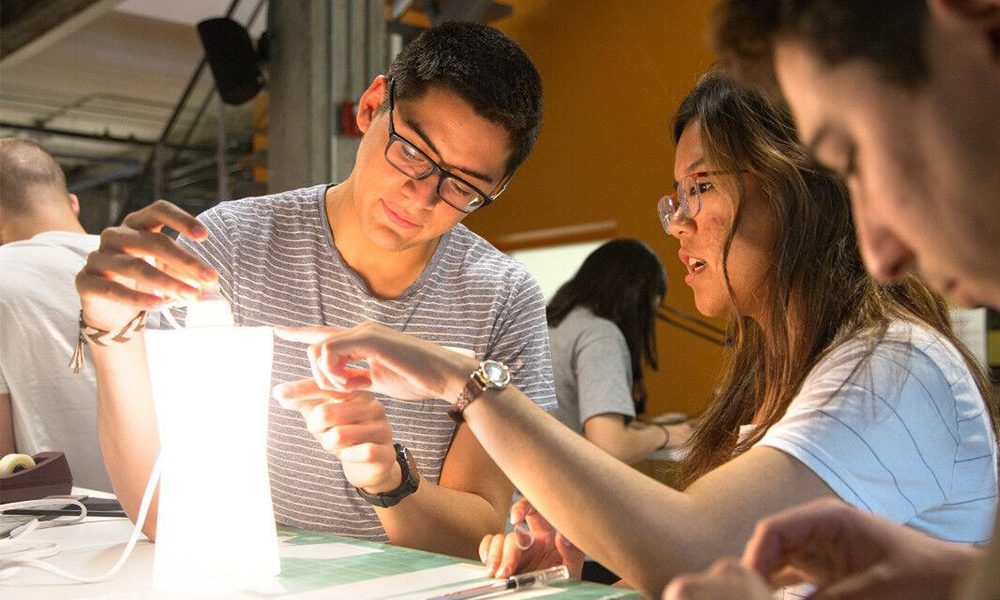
[0,452,162,583]
[1,497,87,538]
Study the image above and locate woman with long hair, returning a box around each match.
[276,69,998,598]
[546,239,681,464]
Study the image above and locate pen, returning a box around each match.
[428,565,570,600]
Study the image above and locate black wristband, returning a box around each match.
[354,444,419,508]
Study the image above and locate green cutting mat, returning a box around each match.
[277,527,464,594]
[271,526,641,599]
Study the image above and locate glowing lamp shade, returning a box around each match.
[145,325,279,593]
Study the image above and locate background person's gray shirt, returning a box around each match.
[178,184,556,541]
[548,306,636,434]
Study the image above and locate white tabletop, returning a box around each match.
[1,489,637,600]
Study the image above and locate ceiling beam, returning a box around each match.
[0,120,213,153]
[1,0,124,68]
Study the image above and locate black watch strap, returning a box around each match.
[354,443,419,508]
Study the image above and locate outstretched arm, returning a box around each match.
[282,322,838,597]
[584,415,669,465]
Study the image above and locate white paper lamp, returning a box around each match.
[145,313,279,594]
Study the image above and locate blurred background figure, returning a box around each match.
[0,137,109,491]
[546,238,689,465]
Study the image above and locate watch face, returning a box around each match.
[481,360,510,388]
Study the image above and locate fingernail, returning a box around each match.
[560,537,573,548]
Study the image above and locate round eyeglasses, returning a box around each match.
[384,79,509,214]
[657,170,746,235]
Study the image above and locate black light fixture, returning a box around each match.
[197,17,265,105]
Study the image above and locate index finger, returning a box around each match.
[275,326,347,345]
[496,533,527,578]
[123,199,208,240]
[509,498,535,525]
[273,378,358,410]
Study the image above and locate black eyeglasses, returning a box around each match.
[384,79,508,213]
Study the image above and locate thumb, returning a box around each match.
[554,533,584,578]
[523,504,556,535]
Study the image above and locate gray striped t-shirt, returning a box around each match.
[180,184,556,541]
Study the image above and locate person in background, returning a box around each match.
[74,22,554,559]
[546,238,687,465]
[663,1,1000,598]
[277,68,998,598]
[0,138,109,491]
[532,237,685,583]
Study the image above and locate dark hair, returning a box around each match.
[0,138,69,214]
[385,21,543,174]
[547,238,668,409]
[672,69,997,485]
[712,0,929,93]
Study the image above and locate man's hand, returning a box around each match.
[76,200,218,332]
[273,377,402,494]
[742,498,980,600]
[479,498,583,579]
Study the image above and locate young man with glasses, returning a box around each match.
[664,1,1000,599]
[75,22,553,559]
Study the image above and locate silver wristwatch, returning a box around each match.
[448,359,511,423]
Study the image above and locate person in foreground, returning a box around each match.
[662,1,1000,598]
[74,22,554,559]
[277,69,998,599]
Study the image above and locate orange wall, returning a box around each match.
[465,1,725,418]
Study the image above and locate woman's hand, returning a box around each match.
[275,322,476,403]
[479,498,584,579]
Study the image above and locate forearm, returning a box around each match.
[92,337,161,539]
[592,423,666,465]
[463,389,707,597]
[378,476,509,559]
[461,387,837,597]
[302,324,831,596]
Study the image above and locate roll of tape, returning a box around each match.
[0,453,36,477]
